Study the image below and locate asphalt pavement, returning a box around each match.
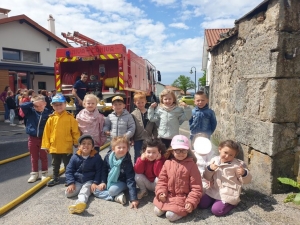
[1,121,300,224]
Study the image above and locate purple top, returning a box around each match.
[0,91,7,103]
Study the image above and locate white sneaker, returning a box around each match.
[114,192,126,205]
[41,171,48,180]
[28,172,39,183]
[18,121,23,125]
[10,124,16,126]
[4,120,10,123]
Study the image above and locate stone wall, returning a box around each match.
[210,0,300,194]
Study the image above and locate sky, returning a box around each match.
[2,0,263,85]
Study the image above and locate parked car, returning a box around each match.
[178,96,194,105]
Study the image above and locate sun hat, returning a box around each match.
[171,135,189,150]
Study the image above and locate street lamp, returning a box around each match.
[190,67,196,94]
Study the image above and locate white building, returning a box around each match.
[0,8,70,114]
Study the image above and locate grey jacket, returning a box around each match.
[131,108,158,141]
[148,105,192,139]
[103,109,136,138]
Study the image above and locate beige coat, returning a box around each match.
[131,108,157,141]
[204,156,252,205]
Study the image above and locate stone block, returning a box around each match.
[235,116,297,156]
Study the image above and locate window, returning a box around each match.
[38,82,46,90]
[2,48,40,63]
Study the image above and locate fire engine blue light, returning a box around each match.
[66,50,70,58]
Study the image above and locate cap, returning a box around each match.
[112,96,124,103]
[193,137,212,155]
[51,94,66,103]
[171,135,189,150]
[78,134,94,146]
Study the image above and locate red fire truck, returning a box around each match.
[55,31,161,113]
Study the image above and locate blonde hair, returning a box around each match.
[83,94,99,105]
[31,94,45,102]
[133,92,146,101]
[159,89,177,105]
[164,146,197,163]
[111,135,130,151]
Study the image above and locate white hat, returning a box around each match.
[194,137,212,155]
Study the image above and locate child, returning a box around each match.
[65,134,103,214]
[5,91,16,126]
[198,140,252,216]
[93,136,139,209]
[153,135,202,222]
[148,89,192,149]
[103,96,135,139]
[189,90,217,140]
[41,94,81,187]
[19,91,30,125]
[76,94,106,152]
[134,138,166,199]
[192,133,215,190]
[131,92,158,162]
[20,95,51,182]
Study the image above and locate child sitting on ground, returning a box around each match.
[134,138,166,199]
[76,94,106,152]
[65,134,103,214]
[198,140,252,216]
[93,136,139,209]
[153,135,202,222]
[131,92,158,163]
[42,94,81,187]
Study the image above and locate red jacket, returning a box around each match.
[153,157,203,217]
[134,156,165,182]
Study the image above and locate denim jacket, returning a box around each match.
[189,104,217,137]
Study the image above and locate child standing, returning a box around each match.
[153,135,202,222]
[65,134,103,214]
[148,89,192,149]
[198,140,252,216]
[20,95,51,182]
[41,94,80,187]
[134,138,166,199]
[189,90,217,140]
[5,91,16,126]
[103,96,135,139]
[93,136,139,209]
[131,92,158,162]
[76,94,106,152]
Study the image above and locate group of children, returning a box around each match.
[21,88,252,221]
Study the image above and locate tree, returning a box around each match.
[172,75,195,95]
[199,70,206,87]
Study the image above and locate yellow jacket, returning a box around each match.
[41,111,80,154]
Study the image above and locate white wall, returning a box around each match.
[31,75,55,92]
[206,52,212,86]
[0,21,65,67]
[155,83,165,99]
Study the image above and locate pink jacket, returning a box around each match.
[153,157,202,217]
[76,109,106,147]
[204,156,252,205]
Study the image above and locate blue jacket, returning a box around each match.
[101,151,137,201]
[189,104,217,137]
[65,149,103,186]
[20,102,51,138]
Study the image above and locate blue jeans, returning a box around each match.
[93,181,127,201]
[4,103,9,120]
[133,140,143,163]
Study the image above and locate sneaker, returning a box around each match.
[68,202,86,214]
[28,172,39,183]
[137,190,148,199]
[41,171,48,180]
[47,177,59,187]
[10,124,16,126]
[4,119,10,123]
[114,192,126,205]
[18,121,23,125]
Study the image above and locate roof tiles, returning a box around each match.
[205,29,231,48]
